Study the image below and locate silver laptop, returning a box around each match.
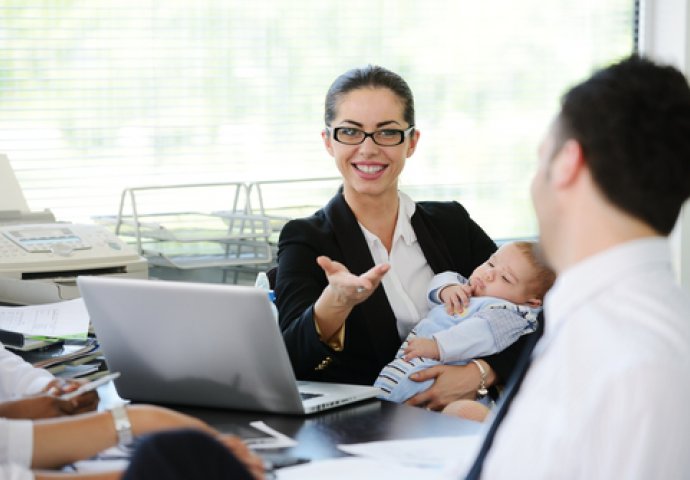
[77,276,380,414]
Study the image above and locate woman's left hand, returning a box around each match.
[405,364,480,411]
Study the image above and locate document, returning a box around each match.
[0,298,90,339]
[276,457,449,480]
[225,421,297,450]
[277,434,482,480]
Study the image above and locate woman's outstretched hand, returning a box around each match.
[313,256,390,342]
[316,256,390,308]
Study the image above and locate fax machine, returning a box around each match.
[0,153,147,305]
[0,223,147,305]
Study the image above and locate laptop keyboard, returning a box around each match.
[300,392,324,400]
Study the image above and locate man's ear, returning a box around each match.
[322,129,335,157]
[551,139,585,188]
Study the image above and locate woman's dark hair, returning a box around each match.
[556,55,690,234]
[324,65,415,127]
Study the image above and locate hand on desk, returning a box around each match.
[0,379,98,419]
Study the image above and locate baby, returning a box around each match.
[375,241,555,404]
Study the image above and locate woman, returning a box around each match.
[275,65,533,410]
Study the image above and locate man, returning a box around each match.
[480,56,690,478]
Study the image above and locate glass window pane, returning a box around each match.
[0,1,634,239]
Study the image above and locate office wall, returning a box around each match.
[640,0,690,293]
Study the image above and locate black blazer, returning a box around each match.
[275,190,529,385]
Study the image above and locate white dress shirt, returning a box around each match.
[483,237,690,479]
[0,464,33,480]
[0,344,54,400]
[360,191,435,339]
[0,345,51,479]
[0,418,34,480]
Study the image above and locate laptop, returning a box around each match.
[77,275,380,414]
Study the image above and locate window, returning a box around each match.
[0,1,635,239]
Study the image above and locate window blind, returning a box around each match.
[0,0,635,238]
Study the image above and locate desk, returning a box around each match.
[98,383,481,462]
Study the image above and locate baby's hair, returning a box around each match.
[512,241,556,299]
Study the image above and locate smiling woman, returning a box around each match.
[323,84,419,231]
[273,66,537,412]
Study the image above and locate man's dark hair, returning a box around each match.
[324,65,415,127]
[557,55,690,234]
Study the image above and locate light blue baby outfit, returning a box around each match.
[374,272,540,402]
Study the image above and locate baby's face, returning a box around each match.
[469,243,539,305]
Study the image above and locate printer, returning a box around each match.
[0,154,148,305]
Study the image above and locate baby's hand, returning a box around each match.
[439,283,473,315]
[404,337,440,361]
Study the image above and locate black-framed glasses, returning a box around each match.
[327,126,415,146]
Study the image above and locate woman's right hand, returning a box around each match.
[316,256,390,308]
[313,256,390,343]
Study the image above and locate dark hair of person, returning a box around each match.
[324,65,415,127]
[555,54,690,235]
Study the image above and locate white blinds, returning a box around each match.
[0,1,634,238]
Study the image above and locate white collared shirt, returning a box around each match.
[359,191,435,339]
[482,237,690,479]
[0,464,33,480]
[0,418,34,479]
[0,345,54,401]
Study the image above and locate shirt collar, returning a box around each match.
[544,236,673,337]
[360,191,417,247]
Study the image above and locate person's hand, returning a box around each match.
[43,378,100,414]
[405,364,480,411]
[439,283,474,315]
[218,435,267,480]
[316,255,390,308]
[403,337,440,360]
[0,392,97,419]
